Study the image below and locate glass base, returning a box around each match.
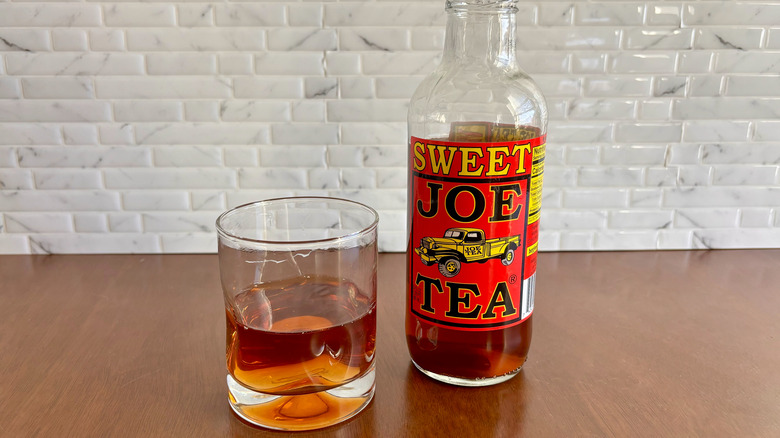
[411,360,521,387]
[227,366,375,431]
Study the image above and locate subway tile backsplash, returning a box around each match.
[0,0,779,254]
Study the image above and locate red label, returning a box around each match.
[409,133,545,331]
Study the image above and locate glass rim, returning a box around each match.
[215,196,380,246]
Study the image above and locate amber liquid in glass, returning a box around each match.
[226,276,375,428]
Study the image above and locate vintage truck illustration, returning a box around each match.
[414,227,520,277]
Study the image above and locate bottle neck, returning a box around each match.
[441,5,517,68]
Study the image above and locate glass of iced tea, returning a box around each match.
[216,197,379,431]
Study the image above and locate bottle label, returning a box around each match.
[409,124,545,331]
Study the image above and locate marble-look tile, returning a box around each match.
[0,29,51,52]
[123,191,190,211]
[33,169,102,189]
[271,124,338,145]
[558,231,593,251]
[327,100,407,122]
[578,167,644,187]
[191,191,226,211]
[73,213,107,233]
[695,28,764,51]
[624,29,693,50]
[609,52,676,74]
[18,146,151,168]
[52,29,88,51]
[0,124,61,145]
[219,101,290,122]
[677,166,712,186]
[161,233,217,254]
[256,53,324,75]
[154,146,223,167]
[342,123,406,145]
[146,53,216,75]
[22,77,94,99]
[292,101,326,122]
[0,190,120,211]
[96,77,231,99]
[375,76,425,99]
[0,4,101,27]
[177,4,214,27]
[104,4,175,27]
[324,3,444,27]
[646,4,682,26]
[339,28,410,51]
[3,213,73,234]
[690,229,780,250]
[185,101,221,122]
[0,169,34,190]
[0,101,110,123]
[268,28,337,51]
[104,168,236,189]
[584,77,651,97]
[674,208,739,228]
[701,144,780,165]
[592,231,658,250]
[136,123,270,146]
[259,146,326,168]
[656,230,692,250]
[233,78,303,100]
[712,165,778,186]
[740,208,774,228]
[683,121,749,143]
[538,2,574,27]
[238,168,307,189]
[114,101,183,122]
[128,29,264,52]
[684,2,780,26]
[218,54,253,75]
[89,29,125,52]
[28,234,161,255]
[601,145,667,166]
[615,123,681,143]
[715,52,780,74]
[309,169,340,190]
[540,210,607,230]
[288,4,322,27]
[575,3,644,26]
[215,4,285,27]
[673,98,780,120]
[305,78,338,99]
[562,189,628,209]
[664,187,780,208]
[726,76,780,97]
[567,99,635,120]
[754,121,780,142]
[517,29,620,51]
[0,236,31,254]
[608,210,673,229]
[108,212,142,233]
[143,212,218,233]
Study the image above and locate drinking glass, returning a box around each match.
[216,197,379,431]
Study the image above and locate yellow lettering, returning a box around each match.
[426,144,458,175]
[414,141,426,171]
[485,146,511,177]
[459,147,484,177]
[512,143,532,174]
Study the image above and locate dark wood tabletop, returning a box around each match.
[1,250,779,437]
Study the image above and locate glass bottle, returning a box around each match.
[406,0,547,386]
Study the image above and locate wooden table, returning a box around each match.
[1,251,779,437]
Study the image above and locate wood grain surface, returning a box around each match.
[1,251,779,437]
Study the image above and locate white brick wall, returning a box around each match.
[1,0,779,254]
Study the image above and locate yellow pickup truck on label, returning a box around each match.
[414,227,520,278]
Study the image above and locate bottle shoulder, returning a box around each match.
[409,64,547,131]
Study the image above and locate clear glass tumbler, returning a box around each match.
[216,197,379,431]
